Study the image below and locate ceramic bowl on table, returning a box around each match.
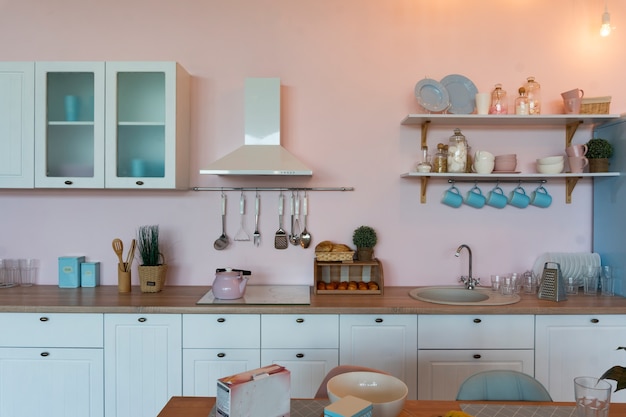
[327,371,408,417]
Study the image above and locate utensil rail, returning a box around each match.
[193,187,354,192]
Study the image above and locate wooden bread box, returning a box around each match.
[314,259,384,295]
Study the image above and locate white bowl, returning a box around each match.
[495,154,517,160]
[537,155,564,165]
[327,371,408,417]
[536,162,564,174]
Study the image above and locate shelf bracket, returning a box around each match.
[565,121,583,148]
[420,177,429,203]
[565,177,581,204]
[421,120,431,149]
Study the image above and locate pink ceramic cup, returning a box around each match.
[561,88,584,100]
[566,144,588,157]
[568,156,589,173]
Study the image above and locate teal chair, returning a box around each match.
[456,370,553,401]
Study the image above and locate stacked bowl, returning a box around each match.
[536,155,564,174]
[494,154,517,172]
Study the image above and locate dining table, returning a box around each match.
[157,396,626,417]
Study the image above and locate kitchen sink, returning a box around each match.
[409,286,521,306]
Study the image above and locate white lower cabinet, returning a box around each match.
[417,315,535,400]
[535,315,626,402]
[182,314,261,396]
[104,314,182,417]
[262,314,339,399]
[0,313,104,417]
[340,315,418,400]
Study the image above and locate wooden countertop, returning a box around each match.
[1,285,626,314]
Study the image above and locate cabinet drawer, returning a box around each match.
[0,313,103,347]
[183,314,260,349]
[261,315,338,349]
[418,315,533,349]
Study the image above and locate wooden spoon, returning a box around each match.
[112,238,125,270]
[125,239,136,271]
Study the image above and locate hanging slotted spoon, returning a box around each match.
[234,191,251,242]
[214,193,230,250]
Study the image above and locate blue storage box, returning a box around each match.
[81,262,100,287]
[58,256,85,288]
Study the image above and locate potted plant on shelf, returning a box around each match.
[586,138,614,173]
[352,225,378,261]
[137,224,167,293]
[600,346,626,392]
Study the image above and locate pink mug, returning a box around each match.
[568,156,589,173]
[566,144,588,157]
[561,88,584,100]
[564,97,582,114]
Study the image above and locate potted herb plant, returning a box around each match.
[352,225,378,261]
[137,224,167,292]
[586,138,614,173]
[600,346,626,392]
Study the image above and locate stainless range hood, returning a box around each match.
[200,78,312,176]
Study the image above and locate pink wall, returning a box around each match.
[1,0,624,287]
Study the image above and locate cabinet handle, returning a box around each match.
[375,318,383,323]
[136,181,145,186]
[40,352,50,357]
[591,318,600,324]
[217,353,226,358]
[64,180,73,185]
[296,318,305,323]
[473,354,482,359]
[296,353,304,358]
[39,317,49,322]
[217,318,226,323]
[473,318,482,323]
[138,317,147,323]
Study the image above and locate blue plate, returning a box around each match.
[441,74,478,114]
[414,78,450,112]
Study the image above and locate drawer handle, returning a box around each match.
[40,352,50,357]
[64,180,73,185]
[473,354,482,359]
[591,318,600,324]
[138,317,147,323]
[296,318,305,323]
[39,317,49,322]
[217,318,226,323]
[375,318,383,323]
[136,181,145,186]
[217,353,226,358]
[473,318,482,323]
[296,353,304,358]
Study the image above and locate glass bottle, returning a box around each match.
[515,87,530,115]
[416,146,432,172]
[447,128,468,173]
[432,143,448,173]
[524,76,541,115]
[489,83,508,115]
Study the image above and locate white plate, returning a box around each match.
[440,74,478,114]
[414,78,450,112]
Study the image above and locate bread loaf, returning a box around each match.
[331,243,352,252]
[315,240,334,252]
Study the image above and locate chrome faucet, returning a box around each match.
[455,244,479,289]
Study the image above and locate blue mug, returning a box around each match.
[442,186,463,208]
[530,186,552,208]
[464,185,486,208]
[508,186,530,208]
[487,186,507,209]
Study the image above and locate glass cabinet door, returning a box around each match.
[34,62,105,188]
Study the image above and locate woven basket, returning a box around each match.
[139,263,167,292]
[580,96,611,114]
[315,251,355,263]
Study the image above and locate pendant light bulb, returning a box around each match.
[600,6,611,37]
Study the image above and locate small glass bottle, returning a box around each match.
[524,76,541,115]
[515,87,530,115]
[432,143,448,173]
[416,146,432,172]
[447,128,468,173]
[489,83,508,115]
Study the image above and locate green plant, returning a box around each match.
[352,226,378,249]
[586,138,614,159]
[137,225,161,266]
[600,346,626,392]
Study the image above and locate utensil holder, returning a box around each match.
[118,263,131,293]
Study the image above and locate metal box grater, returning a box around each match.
[538,262,568,302]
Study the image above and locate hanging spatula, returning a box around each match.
[274,193,288,249]
[253,192,261,246]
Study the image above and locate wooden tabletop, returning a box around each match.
[156,396,626,417]
[1,285,626,314]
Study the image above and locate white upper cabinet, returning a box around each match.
[0,62,35,188]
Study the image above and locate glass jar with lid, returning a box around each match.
[416,146,432,172]
[523,76,541,115]
[432,143,448,173]
[447,128,469,173]
[515,87,530,115]
[489,83,508,115]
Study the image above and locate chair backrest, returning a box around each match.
[456,370,553,401]
[314,365,389,399]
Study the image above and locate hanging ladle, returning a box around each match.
[214,193,230,250]
[300,192,312,248]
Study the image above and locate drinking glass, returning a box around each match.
[601,266,613,296]
[574,376,611,417]
[584,266,600,295]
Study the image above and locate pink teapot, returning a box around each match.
[211,268,252,299]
